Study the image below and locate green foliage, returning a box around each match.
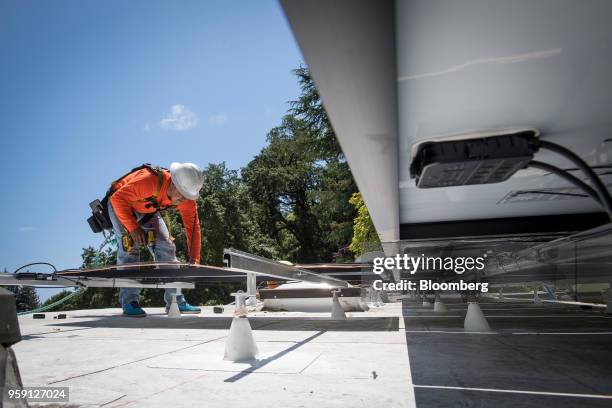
[82,243,117,267]
[42,290,72,306]
[243,116,323,262]
[290,66,344,161]
[7,286,40,312]
[41,289,78,310]
[348,192,380,257]
[242,67,358,262]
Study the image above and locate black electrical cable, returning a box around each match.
[14,262,57,273]
[538,140,612,218]
[527,161,602,206]
[11,261,83,286]
[514,190,589,198]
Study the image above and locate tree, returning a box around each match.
[290,66,343,161]
[42,289,77,310]
[348,192,380,257]
[291,67,359,258]
[242,66,359,262]
[7,286,40,312]
[243,116,326,262]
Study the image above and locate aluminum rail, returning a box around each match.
[223,248,350,287]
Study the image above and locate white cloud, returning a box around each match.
[19,226,36,232]
[160,104,199,131]
[143,123,151,132]
[207,112,228,126]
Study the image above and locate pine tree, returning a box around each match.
[7,286,40,312]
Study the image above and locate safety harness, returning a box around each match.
[87,164,169,233]
[114,164,167,212]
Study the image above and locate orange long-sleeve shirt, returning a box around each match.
[109,168,201,263]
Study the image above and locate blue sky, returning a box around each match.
[0,0,304,301]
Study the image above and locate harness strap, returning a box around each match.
[104,164,170,230]
[134,171,166,210]
[131,170,174,236]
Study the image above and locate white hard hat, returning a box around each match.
[169,162,204,200]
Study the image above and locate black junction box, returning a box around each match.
[410,130,539,188]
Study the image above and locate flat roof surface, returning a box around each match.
[14,304,415,407]
[403,297,612,408]
[13,298,612,407]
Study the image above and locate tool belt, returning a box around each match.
[87,196,113,233]
[87,164,167,234]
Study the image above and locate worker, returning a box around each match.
[107,162,205,317]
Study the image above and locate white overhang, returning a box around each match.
[281,0,400,243]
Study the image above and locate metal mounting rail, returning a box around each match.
[223,248,350,287]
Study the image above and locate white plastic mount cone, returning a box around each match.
[533,287,542,304]
[167,293,181,318]
[331,290,347,320]
[224,292,259,362]
[368,287,383,307]
[433,294,447,312]
[464,302,491,332]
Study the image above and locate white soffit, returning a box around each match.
[281,0,400,242]
[396,0,612,224]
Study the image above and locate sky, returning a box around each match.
[0,0,304,301]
